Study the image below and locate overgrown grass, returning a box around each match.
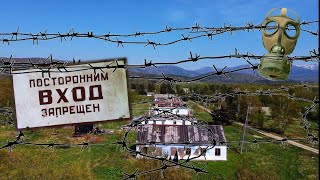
[0,84,318,179]
[0,77,13,108]
[188,101,212,122]
[263,118,319,149]
[188,106,319,180]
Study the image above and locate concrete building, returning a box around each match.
[261,107,271,117]
[136,124,227,161]
[153,98,185,108]
[146,92,155,97]
[140,115,197,125]
[154,94,175,101]
[150,107,193,117]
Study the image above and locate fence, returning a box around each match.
[0,20,319,179]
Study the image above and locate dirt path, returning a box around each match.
[189,100,319,154]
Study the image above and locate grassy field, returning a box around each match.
[186,102,319,179]
[0,80,319,180]
[190,98,319,149]
[191,124,319,180]
[0,123,318,179]
[187,101,212,122]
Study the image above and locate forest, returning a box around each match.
[129,80,319,136]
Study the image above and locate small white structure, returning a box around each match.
[172,107,193,116]
[154,94,175,101]
[182,88,189,94]
[147,92,155,97]
[261,107,271,116]
[136,125,227,161]
[152,94,186,109]
[139,116,197,125]
[150,107,193,117]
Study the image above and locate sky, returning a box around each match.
[0,0,318,70]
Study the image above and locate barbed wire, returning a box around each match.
[0,116,314,179]
[0,85,318,179]
[189,88,319,145]
[0,21,318,47]
[0,20,319,179]
[1,49,319,86]
[130,86,319,144]
[0,50,318,178]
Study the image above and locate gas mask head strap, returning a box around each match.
[265,8,300,23]
[280,8,287,16]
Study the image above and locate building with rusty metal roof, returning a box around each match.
[136,124,227,161]
[149,107,193,118]
[139,115,197,125]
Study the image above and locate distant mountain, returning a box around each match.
[1,57,318,83]
[289,65,319,82]
[129,65,199,77]
[295,64,319,70]
[193,65,254,75]
[193,67,214,75]
[129,64,319,83]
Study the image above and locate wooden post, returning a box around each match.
[238,105,251,154]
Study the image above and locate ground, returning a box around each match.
[0,93,319,179]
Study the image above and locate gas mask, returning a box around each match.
[258,8,300,81]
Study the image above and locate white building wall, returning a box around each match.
[140,120,194,125]
[136,145,227,161]
[172,109,190,116]
[151,108,192,117]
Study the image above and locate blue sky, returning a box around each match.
[0,0,318,70]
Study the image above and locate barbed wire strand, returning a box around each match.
[0,21,318,46]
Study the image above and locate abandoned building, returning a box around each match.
[146,92,155,97]
[153,94,175,101]
[136,124,227,161]
[150,107,193,117]
[261,107,271,117]
[153,98,185,108]
[139,115,197,125]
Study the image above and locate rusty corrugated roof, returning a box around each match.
[137,124,226,145]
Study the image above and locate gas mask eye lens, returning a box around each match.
[264,21,278,35]
[285,24,297,38]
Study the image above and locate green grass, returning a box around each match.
[130,102,150,117]
[189,124,319,180]
[188,101,212,122]
[0,88,319,179]
[186,102,319,180]
[260,118,319,149]
[284,119,318,138]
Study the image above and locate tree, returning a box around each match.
[175,84,185,96]
[270,96,299,134]
[211,107,235,125]
[137,84,146,95]
[259,95,273,106]
[251,111,266,129]
[306,108,319,123]
[220,84,232,93]
[236,96,262,123]
[160,83,175,94]
[147,81,156,92]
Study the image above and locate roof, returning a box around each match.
[182,88,189,93]
[137,116,197,123]
[261,107,271,116]
[137,125,226,145]
[154,94,175,99]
